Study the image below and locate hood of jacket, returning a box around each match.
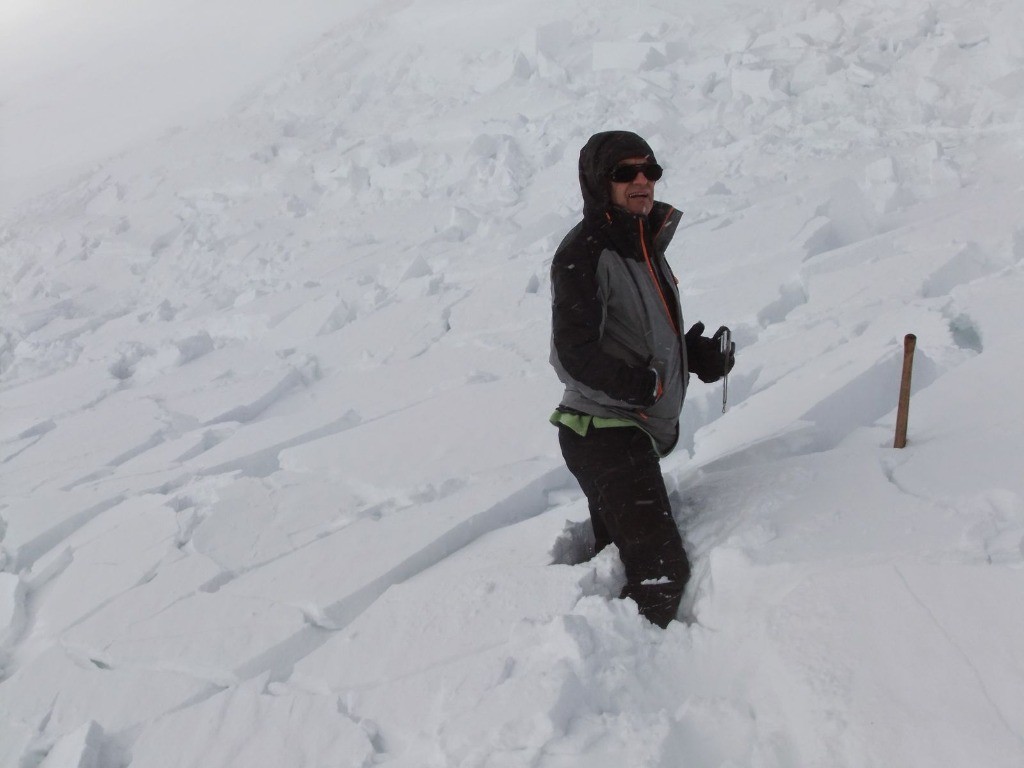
[578,130,658,219]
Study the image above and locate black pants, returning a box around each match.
[558,424,690,628]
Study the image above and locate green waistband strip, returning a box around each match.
[549,410,637,437]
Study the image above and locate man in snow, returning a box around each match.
[549,130,734,628]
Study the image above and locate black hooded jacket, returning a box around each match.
[549,131,687,456]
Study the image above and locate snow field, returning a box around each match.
[3,0,1024,765]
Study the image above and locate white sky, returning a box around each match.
[0,0,373,209]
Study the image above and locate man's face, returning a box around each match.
[608,156,657,216]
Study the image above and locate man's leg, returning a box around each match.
[589,495,614,555]
[558,425,690,627]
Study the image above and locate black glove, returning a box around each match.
[625,366,662,408]
[685,322,735,384]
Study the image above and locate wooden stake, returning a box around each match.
[894,334,917,449]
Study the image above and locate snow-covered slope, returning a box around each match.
[2,0,1024,766]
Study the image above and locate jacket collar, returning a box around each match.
[589,201,683,252]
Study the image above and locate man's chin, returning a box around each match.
[628,199,652,215]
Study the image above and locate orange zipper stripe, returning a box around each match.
[639,219,679,336]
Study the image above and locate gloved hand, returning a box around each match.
[685,322,735,384]
[628,366,662,407]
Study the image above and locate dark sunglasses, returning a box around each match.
[609,162,663,183]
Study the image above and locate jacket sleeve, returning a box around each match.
[550,239,655,406]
